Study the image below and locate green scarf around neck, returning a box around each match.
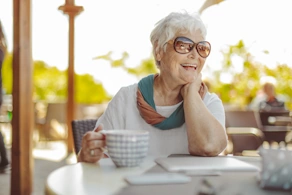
[138,74,185,130]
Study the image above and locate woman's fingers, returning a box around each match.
[94,123,103,132]
[83,148,104,163]
[81,132,105,150]
[79,130,106,163]
[87,139,106,149]
[81,143,105,163]
[83,131,105,141]
[88,148,104,159]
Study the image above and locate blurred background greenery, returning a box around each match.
[2,40,292,110]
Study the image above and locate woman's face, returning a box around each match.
[157,31,207,85]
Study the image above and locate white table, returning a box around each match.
[45,157,156,195]
[45,156,291,195]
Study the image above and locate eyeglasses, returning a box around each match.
[170,36,211,58]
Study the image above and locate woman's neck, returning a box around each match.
[153,74,183,106]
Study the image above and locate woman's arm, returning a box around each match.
[181,79,228,156]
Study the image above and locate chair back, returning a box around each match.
[46,102,67,123]
[71,119,97,155]
[225,110,262,130]
[227,127,264,156]
[35,102,67,141]
[259,110,290,126]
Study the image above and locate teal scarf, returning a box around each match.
[138,74,185,130]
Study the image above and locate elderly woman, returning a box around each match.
[78,11,228,163]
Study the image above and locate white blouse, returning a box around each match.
[95,83,225,158]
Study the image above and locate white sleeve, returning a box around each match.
[95,86,128,130]
[203,92,226,128]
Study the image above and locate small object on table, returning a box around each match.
[197,179,216,195]
[259,145,292,191]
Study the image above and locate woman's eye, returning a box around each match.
[180,43,192,51]
[179,43,186,49]
[198,45,206,51]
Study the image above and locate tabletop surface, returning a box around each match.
[45,155,291,195]
[45,157,156,195]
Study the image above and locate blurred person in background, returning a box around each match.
[0,20,9,170]
[78,11,228,163]
[259,82,286,111]
[249,82,287,112]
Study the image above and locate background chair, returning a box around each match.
[225,110,265,155]
[259,110,291,126]
[71,119,97,155]
[35,102,67,142]
[225,110,262,130]
[226,127,265,156]
[258,110,291,143]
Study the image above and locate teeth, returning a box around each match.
[181,64,197,68]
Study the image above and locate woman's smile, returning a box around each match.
[181,63,197,71]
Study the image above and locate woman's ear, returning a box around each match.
[154,41,162,61]
[156,53,161,61]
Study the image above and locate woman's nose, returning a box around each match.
[187,48,198,59]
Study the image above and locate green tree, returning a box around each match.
[2,54,111,104]
[210,40,292,110]
[75,73,111,104]
[94,51,158,79]
[33,60,67,101]
[3,41,291,110]
[95,43,292,110]
[2,53,12,94]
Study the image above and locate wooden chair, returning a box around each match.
[226,127,265,156]
[259,110,291,126]
[71,119,97,155]
[35,102,67,142]
[258,110,291,143]
[225,110,262,130]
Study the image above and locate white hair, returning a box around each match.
[150,11,207,66]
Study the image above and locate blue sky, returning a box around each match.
[0,0,291,95]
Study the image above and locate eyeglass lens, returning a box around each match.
[174,37,211,58]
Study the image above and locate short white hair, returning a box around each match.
[150,11,207,66]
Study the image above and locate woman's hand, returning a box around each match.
[180,73,203,99]
[77,124,107,163]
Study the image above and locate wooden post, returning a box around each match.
[58,3,83,154]
[11,0,33,194]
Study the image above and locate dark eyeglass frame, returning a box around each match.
[170,36,211,58]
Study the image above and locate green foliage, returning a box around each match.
[2,55,111,104]
[75,73,111,104]
[95,44,292,110]
[209,40,292,110]
[94,51,129,68]
[94,52,158,79]
[33,60,67,101]
[2,40,292,110]
[2,53,12,94]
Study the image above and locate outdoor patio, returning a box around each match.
[0,141,75,195]
[1,0,291,194]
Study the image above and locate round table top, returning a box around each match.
[45,157,156,195]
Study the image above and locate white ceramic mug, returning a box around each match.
[102,130,149,167]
